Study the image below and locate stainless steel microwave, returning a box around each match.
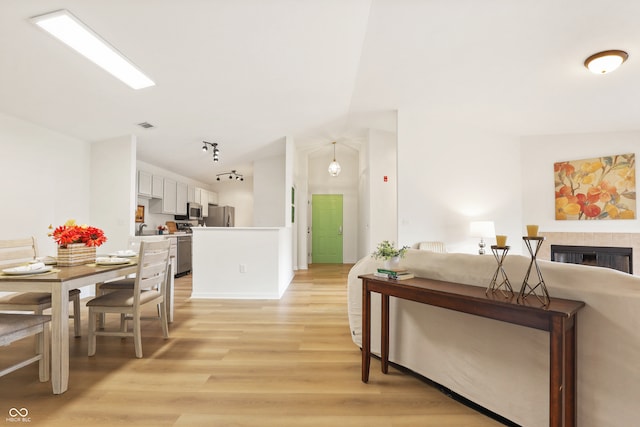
[187,202,202,220]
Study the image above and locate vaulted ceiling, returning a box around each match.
[1,1,638,184]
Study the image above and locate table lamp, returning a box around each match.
[470,221,495,255]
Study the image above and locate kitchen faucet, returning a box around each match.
[137,223,147,236]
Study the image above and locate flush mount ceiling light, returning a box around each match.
[328,141,341,177]
[201,141,219,162]
[216,170,244,182]
[584,50,629,74]
[31,9,155,89]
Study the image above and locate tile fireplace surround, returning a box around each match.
[537,232,640,275]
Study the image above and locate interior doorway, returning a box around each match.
[311,194,343,263]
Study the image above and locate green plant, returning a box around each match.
[371,240,409,260]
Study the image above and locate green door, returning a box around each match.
[312,194,343,264]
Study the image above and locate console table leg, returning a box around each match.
[362,283,371,383]
[565,317,577,427]
[549,317,564,427]
[381,294,389,374]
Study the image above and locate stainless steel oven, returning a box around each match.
[176,235,192,276]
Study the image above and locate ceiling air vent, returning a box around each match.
[137,122,154,129]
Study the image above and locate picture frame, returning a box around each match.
[554,153,636,220]
[135,205,145,223]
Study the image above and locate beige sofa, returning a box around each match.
[347,248,640,427]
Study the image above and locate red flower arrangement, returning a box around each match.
[49,219,107,248]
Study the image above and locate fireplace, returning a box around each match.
[551,245,633,274]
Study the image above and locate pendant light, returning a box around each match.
[328,141,341,177]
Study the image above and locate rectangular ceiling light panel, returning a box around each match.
[31,9,155,90]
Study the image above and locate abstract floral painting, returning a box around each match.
[554,153,636,220]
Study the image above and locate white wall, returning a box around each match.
[358,136,371,260]
[210,177,254,227]
[294,147,309,270]
[397,110,523,254]
[284,136,295,226]
[308,142,359,263]
[368,128,398,254]
[253,141,286,227]
[91,135,137,254]
[0,112,91,256]
[284,136,296,270]
[521,131,639,233]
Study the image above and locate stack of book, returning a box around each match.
[374,268,414,280]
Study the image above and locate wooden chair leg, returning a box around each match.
[159,302,169,339]
[120,314,127,334]
[33,307,44,354]
[88,308,96,357]
[133,314,143,358]
[95,283,105,329]
[72,292,81,337]
[38,323,50,382]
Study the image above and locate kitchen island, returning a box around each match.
[191,227,293,299]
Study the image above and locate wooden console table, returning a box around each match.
[359,274,585,427]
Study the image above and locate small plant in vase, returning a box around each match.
[157,225,168,235]
[372,240,409,269]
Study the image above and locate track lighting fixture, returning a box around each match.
[201,141,219,162]
[216,170,244,182]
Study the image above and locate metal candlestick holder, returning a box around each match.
[487,245,514,298]
[518,236,550,307]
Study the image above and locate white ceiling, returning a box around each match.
[1,0,638,184]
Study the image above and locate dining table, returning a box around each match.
[0,261,138,394]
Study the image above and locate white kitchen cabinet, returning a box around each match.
[163,178,177,213]
[150,178,177,214]
[187,185,196,203]
[137,170,152,198]
[194,187,202,205]
[208,191,218,205]
[176,182,188,215]
[152,175,164,199]
[201,190,209,217]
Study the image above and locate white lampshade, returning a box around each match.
[470,221,495,238]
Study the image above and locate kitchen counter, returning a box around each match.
[191,227,293,299]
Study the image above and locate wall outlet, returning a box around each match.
[239,264,247,273]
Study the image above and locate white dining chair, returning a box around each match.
[0,237,81,337]
[0,313,50,382]
[87,239,171,358]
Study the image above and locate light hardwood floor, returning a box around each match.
[0,264,504,426]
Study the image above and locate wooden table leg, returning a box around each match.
[50,283,69,394]
[361,280,371,383]
[381,294,389,374]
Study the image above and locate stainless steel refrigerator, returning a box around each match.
[205,205,235,227]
